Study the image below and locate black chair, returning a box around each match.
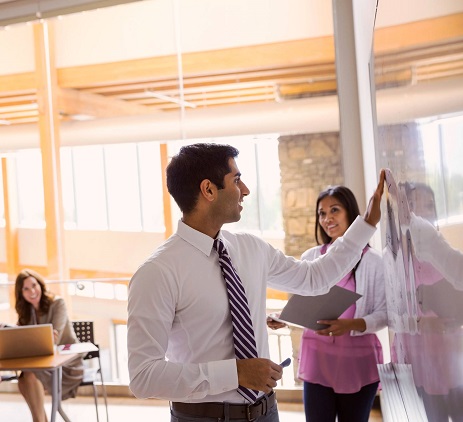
[0,373,18,382]
[71,321,109,422]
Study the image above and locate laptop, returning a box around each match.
[0,324,55,359]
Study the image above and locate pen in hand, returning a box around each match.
[280,357,291,368]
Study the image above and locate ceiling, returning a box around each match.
[0,0,142,26]
[0,12,462,128]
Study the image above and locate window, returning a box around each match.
[14,137,281,236]
[72,145,108,230]
[61,148,77,228]
[0,165,4,227]
[206,135,283,237]
[16,150,45,227]
[0,273,9,311]
[104,144,142,231]
[137,142,165,232]
[420,114,463,224]
[60,141,165,232]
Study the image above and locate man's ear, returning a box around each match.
[200,179,215,200]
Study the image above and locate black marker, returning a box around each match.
[280,357,291,368]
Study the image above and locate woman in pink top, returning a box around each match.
[269,186,387,422]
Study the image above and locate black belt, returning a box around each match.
[171,391,276,421]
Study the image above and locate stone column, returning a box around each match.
[278,132,343,384]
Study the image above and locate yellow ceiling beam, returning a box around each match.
[57,87,155,118]
[0,72,36,93]
[374,13,463,53]
[57,37,335,89]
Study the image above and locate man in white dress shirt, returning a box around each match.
[127,143,385,421]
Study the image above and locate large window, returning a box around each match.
[420,114,463,224]
[15,142,166,232]
[0,164,4,227]
[16,149,45,228]
[13,136,282,237]
[169,135,283,238]
[68,145,108,230]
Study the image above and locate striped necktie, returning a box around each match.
[213,238,259,403]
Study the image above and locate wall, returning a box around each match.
[278,132,343,258]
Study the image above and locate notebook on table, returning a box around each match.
[0,324,55,359]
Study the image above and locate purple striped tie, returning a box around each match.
[213,238,259,403]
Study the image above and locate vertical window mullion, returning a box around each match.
[254,142,264,235]
[136,143,145,231]
[102,146,110,230]
[70,148,79,228]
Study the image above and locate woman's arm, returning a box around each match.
[49,298,69,344]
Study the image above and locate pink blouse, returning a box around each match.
[297,245,383,393]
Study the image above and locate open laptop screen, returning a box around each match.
[0,324,54,359]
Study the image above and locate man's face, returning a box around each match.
[214,158,250,224]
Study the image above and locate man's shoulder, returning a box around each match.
[130,235,181,274]
[222,230,267,247]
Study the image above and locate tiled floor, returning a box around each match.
[0,393,383,421]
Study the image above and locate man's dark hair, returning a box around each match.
[166,143,239,214]
[315,185,360,245]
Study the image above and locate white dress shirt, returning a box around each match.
[410,212,463,289]
[127,216,375,402]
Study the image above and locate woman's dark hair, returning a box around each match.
[166,143,239,214]
[315,185,361,245]
[15,269,54,326]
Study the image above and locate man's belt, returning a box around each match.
[171,391,276,421]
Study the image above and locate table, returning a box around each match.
[0,353,79,422]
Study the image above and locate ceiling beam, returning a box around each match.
[0,73,36,93]
[57,88,156,118]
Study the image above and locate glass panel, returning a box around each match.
[114,323,129,384]
[137,142,165,232]
[225,137,259,233]
[104,143,142,232]
[114,283,128,301]
[72,145,108,230]
[375,40,463,422]
[255,138,283,237]
[0,274,11,316]
[60,148,77,229]
[0,165,4,225]
[16,149,45,227]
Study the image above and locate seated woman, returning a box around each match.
[15,269,84,422]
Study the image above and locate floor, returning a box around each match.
[0,393,383,421]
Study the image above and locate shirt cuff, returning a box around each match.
[207,359,238,396]
[344,216,376,248]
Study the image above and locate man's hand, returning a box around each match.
[236,358,282,394]
[364,169,386,227]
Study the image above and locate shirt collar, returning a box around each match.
[176,219,220,257]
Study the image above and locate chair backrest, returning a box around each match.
[73,321,94,343]
[72,321,99,359]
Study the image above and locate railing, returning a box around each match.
[0,277,300,390]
